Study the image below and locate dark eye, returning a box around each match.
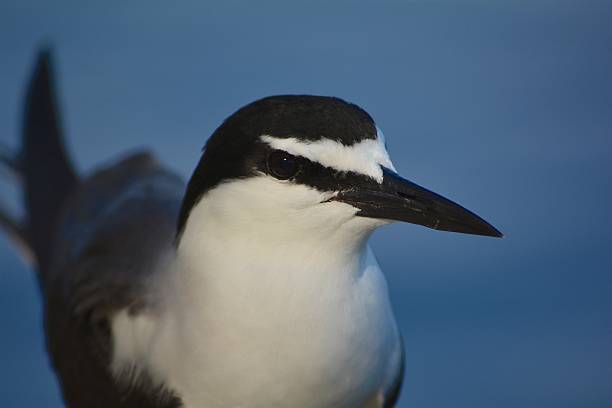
[267,150,299,180]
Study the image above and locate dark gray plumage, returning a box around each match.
[1,50,406,408]
[2,51,184,407]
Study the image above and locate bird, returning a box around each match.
[0,50,501,408]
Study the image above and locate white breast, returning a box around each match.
[150,245,400,408]
[111,177,402,407]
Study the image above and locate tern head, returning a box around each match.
[176,95,501,247]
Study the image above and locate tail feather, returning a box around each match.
[20,49,78,271]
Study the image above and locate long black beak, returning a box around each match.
[333,167,502,237]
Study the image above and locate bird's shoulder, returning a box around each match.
[40,151,185,407]
[47,151,184,329]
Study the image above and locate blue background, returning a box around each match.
[1,1,611,407]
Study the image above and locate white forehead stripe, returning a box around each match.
[260,131,395,183]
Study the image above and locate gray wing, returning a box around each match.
[43,152,185,408]
[48,152,183,319]
[0,50,185,407]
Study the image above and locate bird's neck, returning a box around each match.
[158,191,379,350]
[170,182,381,304]
[171,203,374,313]
[144,194,398,407]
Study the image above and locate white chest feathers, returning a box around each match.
[110,178,402,407]
[111,246,401,408]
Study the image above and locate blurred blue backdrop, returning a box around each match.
[1,1,611,407]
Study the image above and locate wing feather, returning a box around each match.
[43,152,184,408]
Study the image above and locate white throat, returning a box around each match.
[113,177,401,408]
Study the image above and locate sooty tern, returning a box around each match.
[0,51,501,408]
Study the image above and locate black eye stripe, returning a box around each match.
[257,148,376,192]
[295,161,374,192]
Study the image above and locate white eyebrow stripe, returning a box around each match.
[260,132,395,183]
